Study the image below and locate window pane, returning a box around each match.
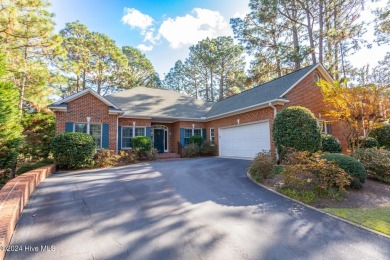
[123,127,133,138]
[210,128,215,145]
[90,124,101,148]
[184,138,190,145]
[75,123,87,133]
[194,129,201,136]
[122,138,132,148]
[184,129,192,138]
[135,127,145,136]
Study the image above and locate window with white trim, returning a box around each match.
[122,126,146,149]
[74,123,102,148]
[210,128,215,146]
[184,128,202,145]
[319,120,332,135]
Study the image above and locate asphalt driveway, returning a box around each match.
[6,158,390,259]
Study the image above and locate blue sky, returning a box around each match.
[50,0,388,78]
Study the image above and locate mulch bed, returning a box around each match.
[262,175,390,209]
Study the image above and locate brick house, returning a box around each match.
[49,63,347,158]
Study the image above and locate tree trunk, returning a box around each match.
[319,0,324,64]
[210,70,214,102]
[292,24,300,70]
[219,74,224,101]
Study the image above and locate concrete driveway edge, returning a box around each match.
[246,171,390,239]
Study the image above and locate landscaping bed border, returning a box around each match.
[246,171,390,239]
[0,164,56,260]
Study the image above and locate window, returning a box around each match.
[184,128,202,145]
[122,127,133,149]
[122,126,146,149]
[135,127,145,137]
[90,124,102,148]
[319,120,332,135]
[184,129,192,145]
[74,123,101,148]
[210,128,215,146]
[75,123,87,133]
[314,73,320,83]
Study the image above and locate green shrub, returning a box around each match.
[131,136,152,152]
[359,136,379,148]
[352,148,390,183]
[200,141,216,156]
[273,106,321,158]
[51,132,96,169]
[282,151,350,195]
[248,151,276,181]
[321,153,366,189]
[94,149,118,168]
[321,134,342,153]
[183,143,200,157]
[189,135,203,146]
[370,125,390,149]
[16,159,54,175]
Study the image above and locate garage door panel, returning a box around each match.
[219,122,270,158]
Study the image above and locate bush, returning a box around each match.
[189,135,203,146]
[282,151,350,195]
[131,136,152,152]
[200,141,216,156]
[16,158,54,175]
[370,125,390,149]
[352,148,390,183]
[94,149,118,168]
[321,134,342,153]
[51,132,96,169]
[273,106,321,158]
[118,150,138,165]
[359,136,379,148]
[248,151,276,181]
[321,153,366,189]
[183,143,200,158]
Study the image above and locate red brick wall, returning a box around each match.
[0,165,56,260]
[119,118,151,127]
[54,93,118,150]
[284,69,348,152]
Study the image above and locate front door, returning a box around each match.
[154,129,164,153]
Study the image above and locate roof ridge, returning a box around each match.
[214,63,318,103]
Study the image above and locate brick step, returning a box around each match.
[157,153,181,159]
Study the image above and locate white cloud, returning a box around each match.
[158,8,231,49]
[136,44,153,52]
[143,29,160,45]
[121,8,154,32]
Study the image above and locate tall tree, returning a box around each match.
[373,0,390,45]
[122,46,161,89]
[0,0,63,110]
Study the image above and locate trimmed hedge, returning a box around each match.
[370,125,390,149]
[273,106,321,157]
[51,132,96,169]
[16,158,54,175]
[359,136,379,148]
[189,135,203,146]
[321,134,342,153]
[131,136,152,152]
[321,153,366,189]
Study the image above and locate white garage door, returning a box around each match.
[219,122,271,158]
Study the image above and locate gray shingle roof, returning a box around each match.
[105,87,214,118]
[206,64,318,117]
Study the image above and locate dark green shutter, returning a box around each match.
[202,128,207,141]
[180,128,185,148]
[102,124,109,149]
[146,127,151,138]
[118,126,122,150]
[327,123,333,135]
[65,122,74,132]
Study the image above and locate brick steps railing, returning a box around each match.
[0,164,56,260]
[157,153,181,159]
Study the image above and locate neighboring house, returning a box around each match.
[49,63,347,158]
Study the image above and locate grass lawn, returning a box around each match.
[323,207,390,235]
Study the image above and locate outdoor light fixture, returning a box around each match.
[133,121,136,126]
[237,119,240,125]
[86,117,91,122]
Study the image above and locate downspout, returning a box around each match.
[116,116,119,155]
[269,103,279,161]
